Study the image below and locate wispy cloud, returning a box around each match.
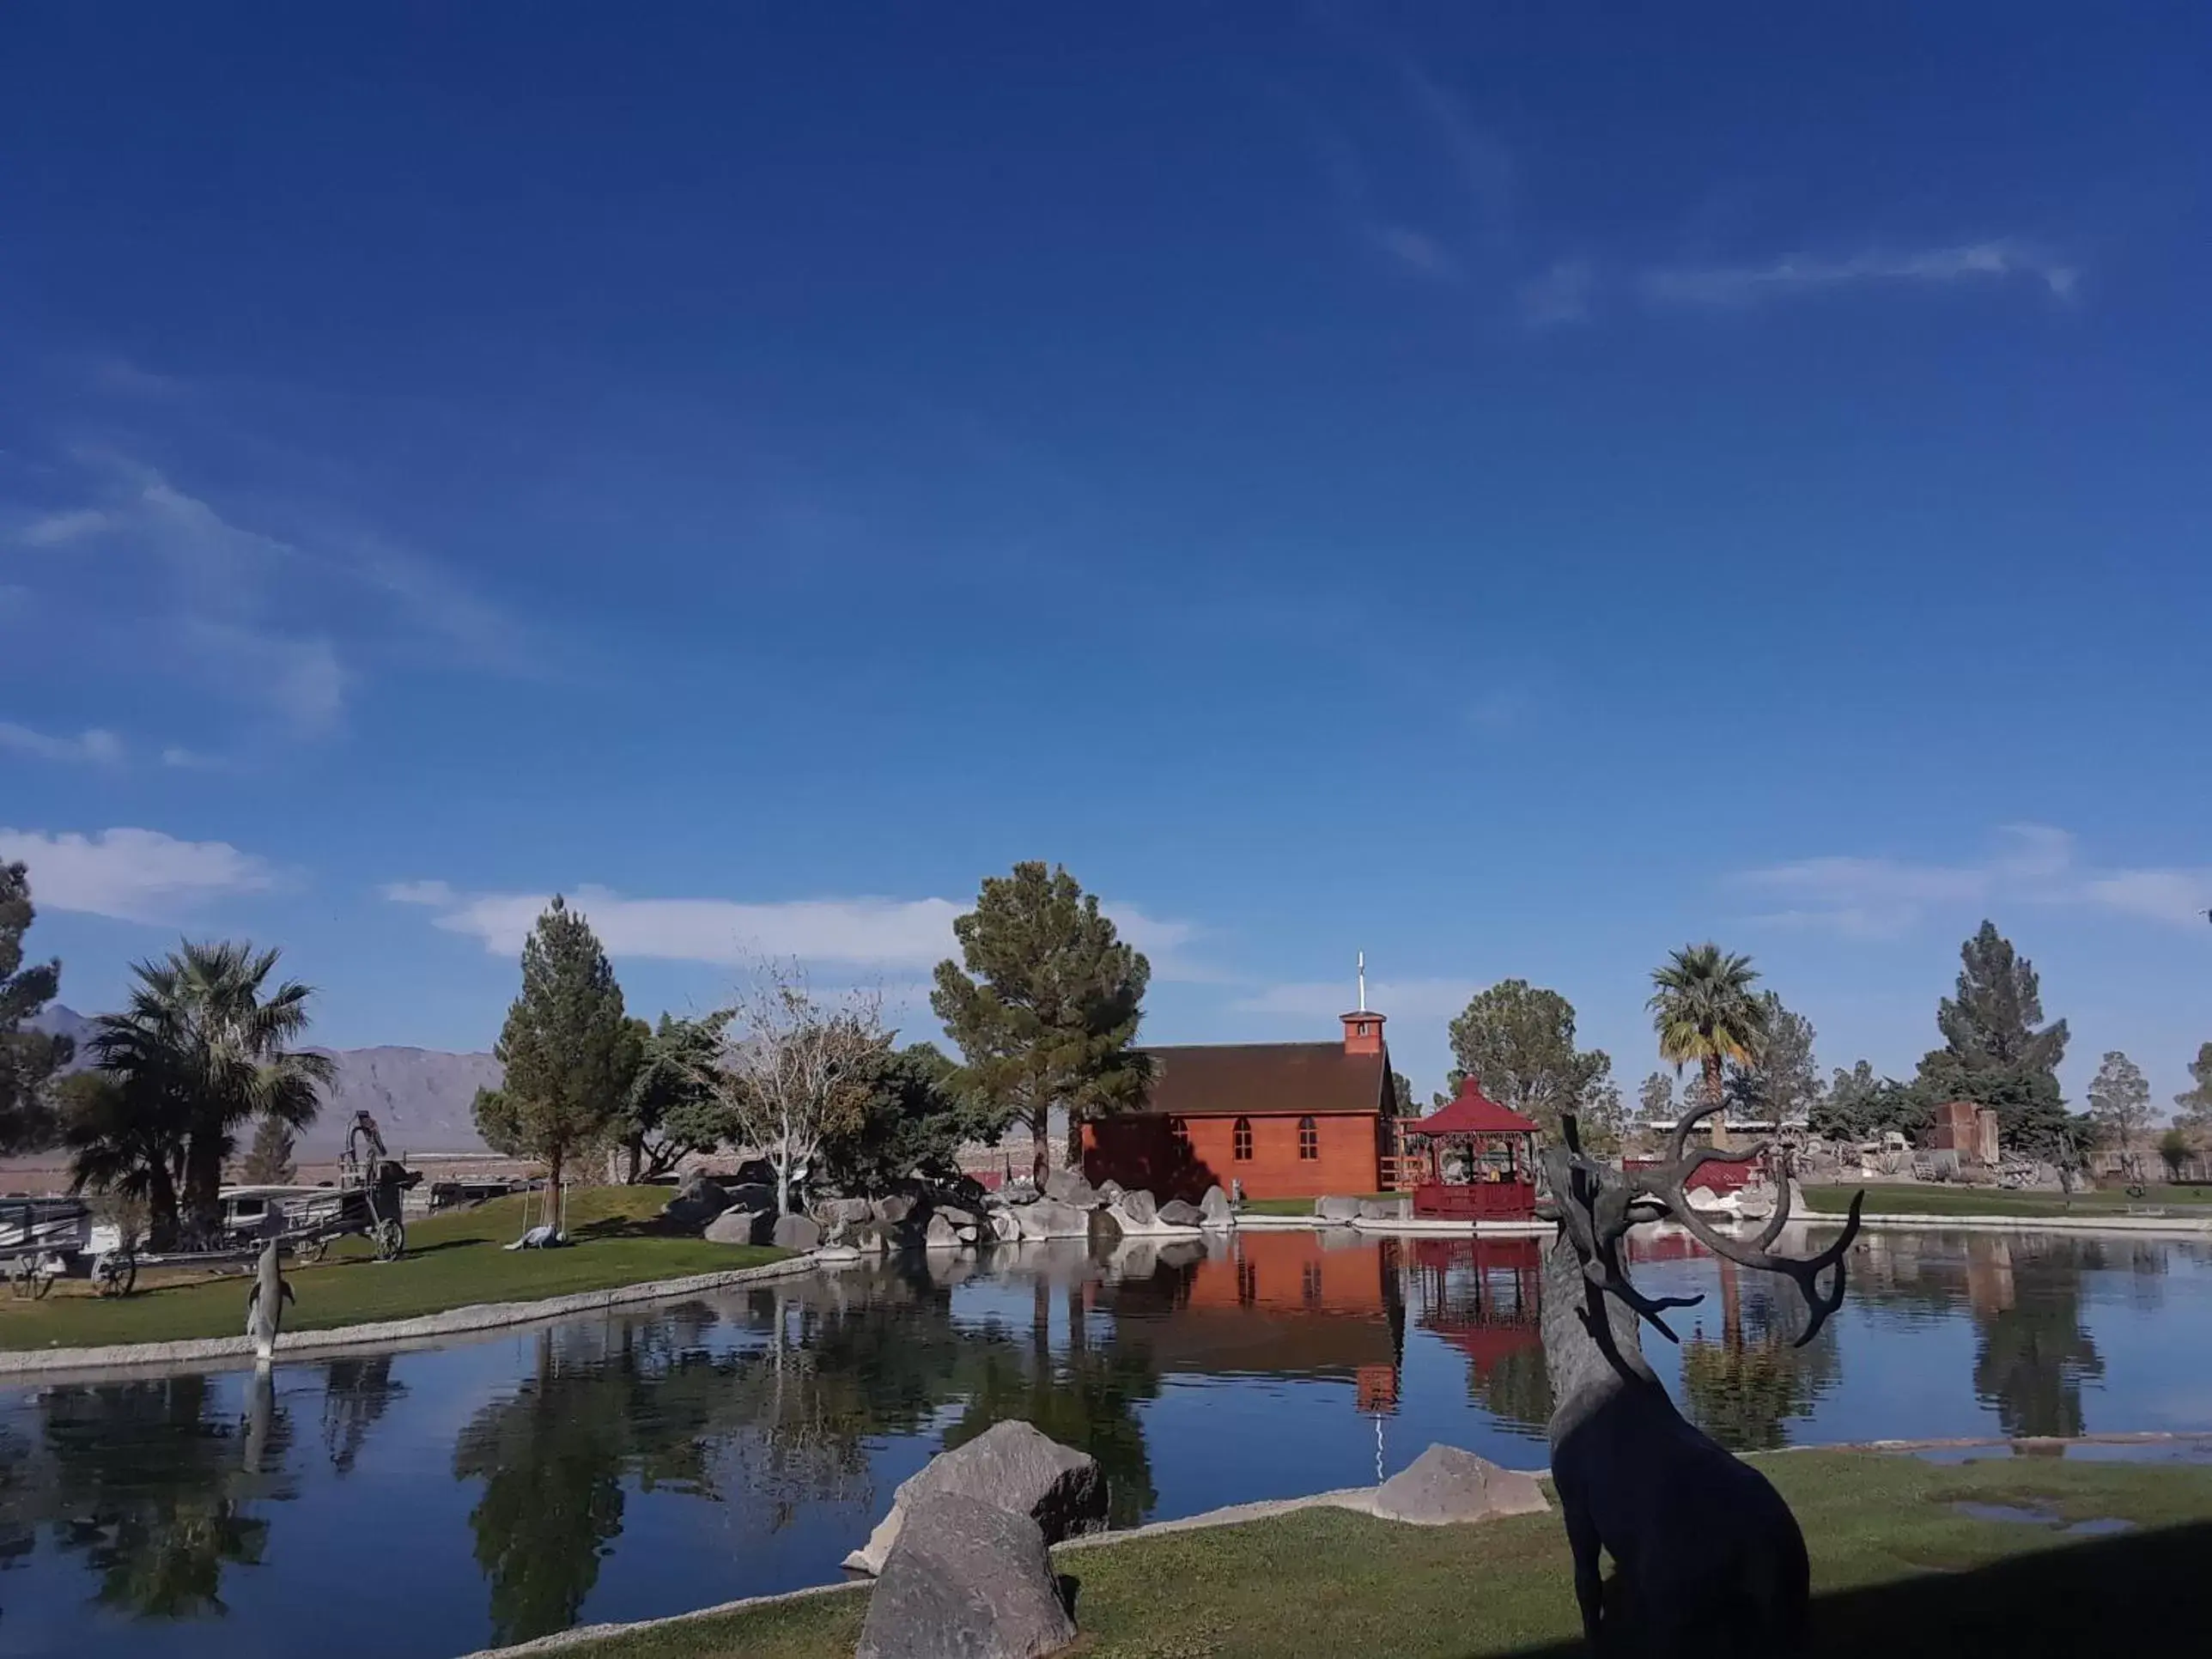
[0,721,125,767]
[1370,225,1459,281]
[1390,57,1514,246]
[386,880,1214,981]
[1231,975,1476,1022]
[1735,824,2209,937]
[1519,259,1595,328]
[0,826,283,923]
[6,447,527,743]
[1643,240,2078,309]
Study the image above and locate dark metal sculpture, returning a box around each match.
[1539,1102,1864,1655]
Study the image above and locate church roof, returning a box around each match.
[1132,1042,1389,1118]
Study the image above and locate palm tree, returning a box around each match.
[1647,943,1768,1152]
[75,941,334,1243]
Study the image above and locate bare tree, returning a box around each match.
[1539,1098,1863,1652]
[702,963,886,1216]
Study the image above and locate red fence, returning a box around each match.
[1412,1179,1539,1221]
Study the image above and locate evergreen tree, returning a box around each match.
[0,861,71,1154]
[474,897,635,1235]
[609,1012,726,1182]
[931,862,1150,1188]
[1637,1071,1676,1125]
[817,1041,992,1194]
[1723,991,1823,1126]
[240,1115,297,1185]
[1811,1061,1924,1143]
[1445,979,1614,1139]
[1911,921,2078,1160]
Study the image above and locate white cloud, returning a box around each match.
[1643,240,2077,308]
[1520,259,1595,327]
[0,721,125,766]
[1735,823,2212,935]
[388,880,1216,981]
[14,508,114,547]
[0,827,281,923]
[1231,975,1476,1022]
[1370,225,1458,280]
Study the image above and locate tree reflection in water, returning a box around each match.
[319,1353,406,1475]
[1678,1259,1842,1452]
[1966,1237,2106,1438]
[40,1372,294,1619]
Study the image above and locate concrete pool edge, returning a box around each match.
[0,1251,821,1380]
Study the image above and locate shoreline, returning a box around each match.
[0,1252,814,1382]
[451,1431,2212,1659]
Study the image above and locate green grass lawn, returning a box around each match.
[1802,1181,2212,1218]
[1239,1194,1391,1217]
[0,1186,787,1352]
[559,1451,2212,1659]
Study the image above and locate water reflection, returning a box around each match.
[0,1224,2206,1659]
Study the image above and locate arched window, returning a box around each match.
[1232,1116,1254,1161]
[1297,1115,1319,1161]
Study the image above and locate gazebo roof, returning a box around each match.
[1407,1079,1540,1138]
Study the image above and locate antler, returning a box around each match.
[1552,1111,1866,1348]
[1627,1121,1865,1346]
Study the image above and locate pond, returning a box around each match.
[2,1224,2209,1657]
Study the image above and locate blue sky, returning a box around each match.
[3,4,2208,1106]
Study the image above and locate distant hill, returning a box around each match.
[30,1006,499,1153]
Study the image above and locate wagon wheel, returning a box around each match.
[92,1250,138,1297]
[294,1236,328,1265]
[373,1218,405,1262]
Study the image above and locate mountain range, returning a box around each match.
[30,1006,499,1153]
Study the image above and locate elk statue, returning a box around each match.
[1539,1102,1864,1656]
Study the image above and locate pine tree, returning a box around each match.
[1445,980,1614,1139]
[2086,1051,2152,1174]
[0,861,71,1154]
[1911,921,2079,1160]
[931,862,1150,1188]
[241,1115,298,1185]
[474,896,636,1236]
[2176,1043,2212,1150]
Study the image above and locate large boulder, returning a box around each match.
[704,1206,770,1246]
[770,1213,823,1253]
[938,1205,978,1229]
[1198,1186,1235,1228]
[1096,1179,1124,1204]
[1316,1194,1362,1223]
[854,1492,1076,1659]
[989,1210,1022,1244]
[843,1419,1107,1577]
[1155,1199,1205,1229]
[1111,1189,1159,1230]
[874,1194,918,1226]
[1372,1444,1550,1526]
[1358,1195,1409,1221]
[815,1195,875,1228]
[924,1212,961,1249]
[1014,1199,1091,1241]
[661,1173,732,1231]
[1043,1168,1099,1209]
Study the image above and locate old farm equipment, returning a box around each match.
[88,1111,422,1296]
[0,1197,96,1298]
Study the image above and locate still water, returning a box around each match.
[3,1225,2209,1657]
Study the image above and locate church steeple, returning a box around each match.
[1341,952,1386,1054]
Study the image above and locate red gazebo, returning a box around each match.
[1397,1079,1541,1222]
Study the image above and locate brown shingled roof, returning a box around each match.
[1133,1042,1388,1118]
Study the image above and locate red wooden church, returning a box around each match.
[1080,1003,1397,1201]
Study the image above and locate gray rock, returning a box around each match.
[844,1419,1107,1577]
[1155,1199,1205,1228]
[925,1212,961,1249]
[661,1173,732,1231]
[703,1206,770,1246]
[814,1195,875,1227]
[1316,1194,1362,1222]
[1198,1186,1235,1227]
[1096,1179,1124,1203]
[989,1211,1022,1243]
[770,1213,823,1253]
[1372,1443,1550,1526]
[937,1205,978,1228]
[874,1194,917,1225]
[1043,1168,1098,1209]
[854,1492,1076,1659]
[1014,1199,1091,1240]
[1111,1189,1159,1230]
[847,1223,893,1255]
[1358,1195,1410,1221]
